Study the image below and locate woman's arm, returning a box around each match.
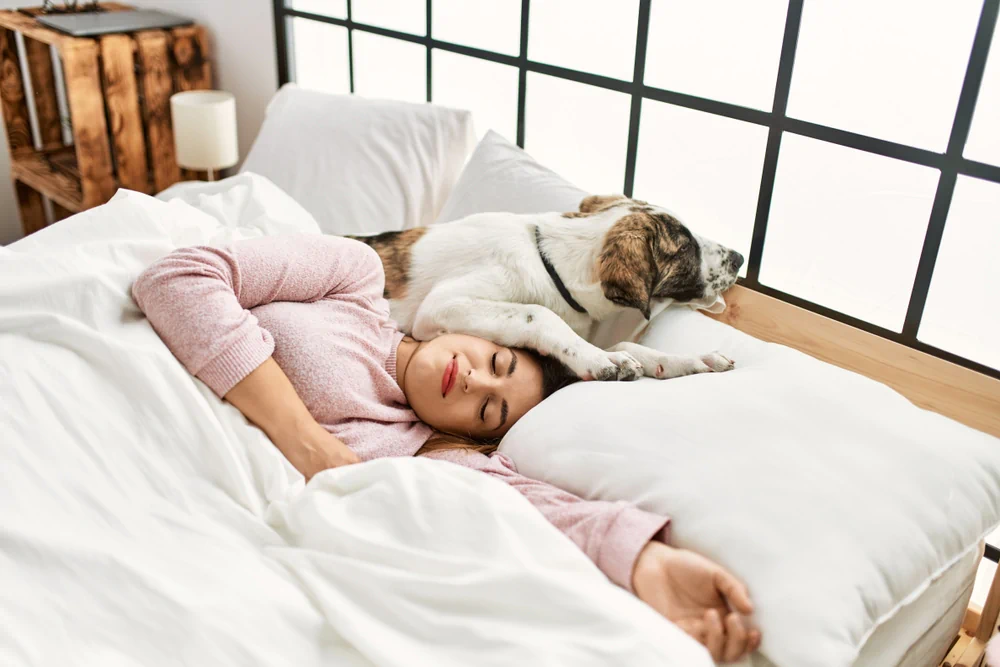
[224,357,358,479]
[132,234,384,398]
[423,449,667,591]
[425,449,759,662]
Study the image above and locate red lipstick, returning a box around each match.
[442,357,457,397]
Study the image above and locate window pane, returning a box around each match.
[965,25,1000,167]
[432,0,521,56]
[352,32,426,104]
[289,18,350,95]
[787,0,981,151]
[287,0,346,18]
[633,102,769,275]
[432,50,518,142]
[524,73,630,193]
[644,0,787,111]
[528,0,639,80]
[760,134,939,330]
[352,0,425,35]
[918,176,1000,369]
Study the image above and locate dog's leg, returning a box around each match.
[606,342,735,379]
[414,297,642,381]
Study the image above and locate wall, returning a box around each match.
[0,0,278,245]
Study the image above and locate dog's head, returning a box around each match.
[578,195,743,319]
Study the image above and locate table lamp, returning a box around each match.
[170,90,238,182]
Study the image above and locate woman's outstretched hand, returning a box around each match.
[222,357,360,480]
[280,419,360,481]
[633,541,761,663]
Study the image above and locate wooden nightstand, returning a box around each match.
[0,2,212,236]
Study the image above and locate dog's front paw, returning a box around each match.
[608,351,643,381]
[580,351,643,382]
[698,352,735,373]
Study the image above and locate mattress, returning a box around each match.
[753,542,982,667]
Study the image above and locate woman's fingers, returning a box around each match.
[704,609,724,659]
[723,613,749,662]
[749,629,762,652]
[714,569,754,615]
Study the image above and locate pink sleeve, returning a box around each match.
[132,234,384,397]
[426,449,670,593]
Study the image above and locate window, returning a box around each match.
[274,0,1000,379]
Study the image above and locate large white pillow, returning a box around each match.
[500,308,1000,667]
[241,84,475,236]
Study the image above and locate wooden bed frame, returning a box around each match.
[708,285,1000,667]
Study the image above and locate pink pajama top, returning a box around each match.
[131,233,669,592]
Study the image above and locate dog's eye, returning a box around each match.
[491,352,497,375]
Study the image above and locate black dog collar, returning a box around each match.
[535,227,588,315]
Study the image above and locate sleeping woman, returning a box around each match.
[132,234,760,663]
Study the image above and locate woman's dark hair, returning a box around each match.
[416,348,579,457]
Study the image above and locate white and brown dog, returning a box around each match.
[355,194,743,381]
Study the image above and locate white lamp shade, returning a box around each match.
[170,91,238,171]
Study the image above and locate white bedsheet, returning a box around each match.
[0,176,709,666]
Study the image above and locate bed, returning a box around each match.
[2,84,999,667]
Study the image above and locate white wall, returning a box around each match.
[0,0,278,245]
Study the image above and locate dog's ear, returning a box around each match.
[597,214,655,319]
[579,194,628,214]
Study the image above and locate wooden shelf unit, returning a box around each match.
[0,3,212,235]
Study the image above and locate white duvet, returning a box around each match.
[0,175,710,666]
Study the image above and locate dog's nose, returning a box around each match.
[729,250,744,271]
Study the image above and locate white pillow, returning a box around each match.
[241,84,475,236]
[500,308,1000,667]
[435,130,589,223]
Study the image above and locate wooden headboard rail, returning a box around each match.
[707,286,1000,439]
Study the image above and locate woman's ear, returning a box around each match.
[597,214,655,319]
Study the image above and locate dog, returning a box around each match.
[354,194,743,381]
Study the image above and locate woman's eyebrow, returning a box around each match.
[497,399,509,430]
[507,350,517,376]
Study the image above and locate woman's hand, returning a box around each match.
[223,357,360,480]
[633,541,761,663]
[277,419,360,481]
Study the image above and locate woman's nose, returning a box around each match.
[464,369,498,393]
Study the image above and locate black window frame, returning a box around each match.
[272,0,1000,463]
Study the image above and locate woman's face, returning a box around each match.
[402,334,544,439]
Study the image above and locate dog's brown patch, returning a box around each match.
[562,194,629,218]
[597,208,705,317]
[598,213,661,318]
[352,228,428,299]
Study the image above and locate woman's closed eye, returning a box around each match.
[479,396,509,430]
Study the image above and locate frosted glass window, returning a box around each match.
[965,26,1000,167]
[353,32,426,104]
[524,73,631,193]
[432,50,518,141]
[918,176,1000,370]
[432,0,521,56]
[633,101,769,273]
[760,134,939,330]
[289,18,350,95]
[528,0,639,81]
[787,0,981,152]
[287,0,346,18]
[352,0,425,35]
[645,0,787,111]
